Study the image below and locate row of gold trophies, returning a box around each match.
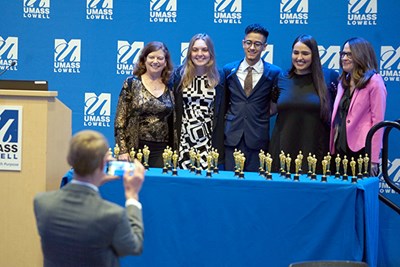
[112,144,371,182]
[258,150,371,183]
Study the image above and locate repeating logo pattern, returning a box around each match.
[54,39,81,74]
[149,0,177,23]
[0,36,18,72]
[214,0,242,24]
[84,93,111,127]
[379,159,400,194]
[380,45,400,82]
[86,0,113,20]
[180,42,189,64]
[318,45,341,70]
[261,45,274,64]
[280,0,308,25]
[116,41,144,75]
[23,0,50,19]
[347,0,377,25]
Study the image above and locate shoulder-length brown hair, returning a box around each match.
[179,33,220,89]
[338,37,378,90]
[288,34,331,123]
[133,41,173,85]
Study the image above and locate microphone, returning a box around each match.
[0,61,17,77]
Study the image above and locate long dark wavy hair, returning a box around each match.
[288,34,331,123]
[133,41,173,85]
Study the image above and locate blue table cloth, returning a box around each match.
[100,169,379,267]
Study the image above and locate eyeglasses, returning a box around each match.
[340,51,352,59]
[243,40,265,49]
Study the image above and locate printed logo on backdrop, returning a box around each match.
[0,106,22,171]
[86,0,113,20]
[379,159,400,194]
[318,45,341,70]
[347,0,377,26]
[261,45,274,64]
[180,42,189,65]
[380,46,400,82]
[150,0,177,23]
[214,0,242,24]
[279,0,308,25]
[116,41,144,75]
[0,36,18,73]
[23,0,50,19]
[84,93,111,127]
[54,39,81,74]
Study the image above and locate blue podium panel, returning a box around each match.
[100,170,379,267]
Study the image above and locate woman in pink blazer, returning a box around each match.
[330,37,387,176]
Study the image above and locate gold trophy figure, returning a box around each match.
[265,154,273,180]
[357,155,364,179]
[363,154,370,177]
[189,149,196,173]
[195,152,202,175]
[342,155,349,181]
[206,153,213,178]
[285,154,292,179]
[279,151,286,176]
[143,145,150,170]
[326,152,332,176]
[307,153,313,177]
[213,149,219,174]
[297,151,304,174]
[172,150,178,176]
[234,150,240,177]
[162,150,169,174]
[335,154,341,179]
[259,150,265,175]
[350,157,357,183]
[239,153,245,179]
[321,159,328,182]
[294,158,301,181]
[113,144,120,159]
[129,148,136,162]
[310,155,317,180]
[136,149,143,164]
[167,148,173,171]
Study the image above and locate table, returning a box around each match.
[100,169,379,267]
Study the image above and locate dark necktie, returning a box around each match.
[244,66,253,96]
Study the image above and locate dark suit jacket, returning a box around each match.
[172,66,225,164]
[34,183,144,267]
[222,60,281,150]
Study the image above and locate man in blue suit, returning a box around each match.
[223,24,281,172]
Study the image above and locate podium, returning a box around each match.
[0,89,71,267]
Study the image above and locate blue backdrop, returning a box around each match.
[1,1,399,266]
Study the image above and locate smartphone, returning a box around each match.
[105,160,135,177]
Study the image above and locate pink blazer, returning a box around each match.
[330,74,387,163]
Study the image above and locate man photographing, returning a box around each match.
[34,130,145,267]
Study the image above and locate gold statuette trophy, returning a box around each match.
[239,153,245,179]
[279,151,286,176]
[206,153,213,178]
[212,149,219,174]
[293,158,301,181]
[285,154,292,179]
[143,145,150,170]
[363,154,370,178]
[162,150,169,174]
[321,159,328,182]
[335,154,341,179]
[350,157,357,183]
[342,155,349,181]
[172,150,178,176]
[357,155,364,179]
[259,150,265,176]
[265,153,273,180]
[195,152,202,176]
[325,152,332,176]
[311,155,317,180]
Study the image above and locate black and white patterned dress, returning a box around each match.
[179,76,216,169]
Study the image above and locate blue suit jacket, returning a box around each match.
[222,60,281,150]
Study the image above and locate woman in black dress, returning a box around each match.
[269,34,338,174]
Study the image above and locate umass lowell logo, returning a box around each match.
[149,0,177,23]
[380,46,400,82]
[214,0,242,24]
[23,0,50,19]
[261,45,274,64]
[280,0,308,25]
[0,110,19,143]
[116,41,144,75]
[0,36,18,72]
[86,0,113,20]
[318,45,341,70]
[347,0,377,25]
[54,39,81,73]
[0,107,21,168]
[84,93,111,127]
